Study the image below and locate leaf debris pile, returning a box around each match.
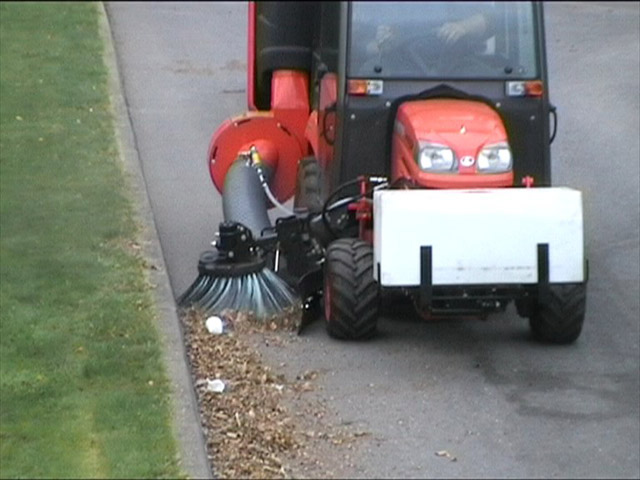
[181,308,368,479]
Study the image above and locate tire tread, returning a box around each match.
[530,283,586,344]
[325,239,378,340]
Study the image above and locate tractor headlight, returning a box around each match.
[417,143,456,172]
[477,143,512,172]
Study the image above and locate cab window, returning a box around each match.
[348,1,538,79]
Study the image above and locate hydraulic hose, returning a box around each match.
[320,177,388,239]
[252,162,295,218]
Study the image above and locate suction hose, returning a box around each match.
[179,156,302,317]
[222,157,272,237]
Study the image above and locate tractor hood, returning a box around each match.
[395,98,508,150]
[391,98,513,188]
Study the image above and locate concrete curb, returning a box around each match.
[97,3,213,478]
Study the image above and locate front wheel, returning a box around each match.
[529,283,587,344]
[324,239,379,340]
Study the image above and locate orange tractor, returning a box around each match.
[179,1,588,344]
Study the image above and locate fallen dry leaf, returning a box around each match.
[181,308,372,479]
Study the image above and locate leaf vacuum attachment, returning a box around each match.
[178,220,298,317]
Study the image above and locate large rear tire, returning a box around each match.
[529,283,586,344]
[324,239,379,340]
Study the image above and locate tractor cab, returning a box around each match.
[244,1,553,202]
[309,1,554,193]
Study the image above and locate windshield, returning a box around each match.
[348,1,539,79]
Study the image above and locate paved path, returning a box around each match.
[107,2,639,477]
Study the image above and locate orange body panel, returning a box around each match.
[391,99,513,188]
[317,73,338,169]
[208,70,310,202]
[270,70,311,157]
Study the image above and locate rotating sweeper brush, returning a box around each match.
[177,220,298,317]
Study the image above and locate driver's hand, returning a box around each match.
[437,22,466,44]
[375,25,393,44]
[366,25,394,55]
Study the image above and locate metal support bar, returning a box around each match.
[537,243,550,300]
[420,246,433,308]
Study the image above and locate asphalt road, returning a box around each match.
[107,2,639,478]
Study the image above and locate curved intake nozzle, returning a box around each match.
[222,157,273,237]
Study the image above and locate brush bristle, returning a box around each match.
[178,267,300,318]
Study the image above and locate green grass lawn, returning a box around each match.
[0,2,181,477]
